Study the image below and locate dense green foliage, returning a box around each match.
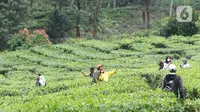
[1,0,200,50]
[0,0,28,50]
[47,9,71,43]
[160,11,199,37]
[7,28,51,51]
[1,36,200,111]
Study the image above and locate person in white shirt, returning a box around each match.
[180,58,190,68]
[163,56,172,70]
[36,74,46,86]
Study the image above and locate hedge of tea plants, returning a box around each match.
[1,35,200,111]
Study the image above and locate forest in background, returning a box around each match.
[1,0,200,51]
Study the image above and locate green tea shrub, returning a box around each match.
[0,89,21,97]
[133,30,152,37]
[151,43,167,48]
[119,43,132,50]
[141,73,163,90]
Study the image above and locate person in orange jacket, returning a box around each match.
[92,64,117,83]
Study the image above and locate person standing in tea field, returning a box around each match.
[180,58,190,68]
[36,73,46,86]
[81,67,95,78]
[162,64,185,99]
[92,64,117,83]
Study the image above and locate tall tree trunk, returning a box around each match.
[169,0,173,16]
[30,0,33,14]
[108,0,111,8]
[113,0,116,8]
[76,0,81,38]
[142,11,146,29]
[70,0,75,8]
[122,0,125,6]
[147,12,150,29]
[59,1,62,12]
[30,0,33,8]
[92,0,102,38]
[145,0,150,29]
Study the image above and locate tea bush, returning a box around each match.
[1,35,200,111]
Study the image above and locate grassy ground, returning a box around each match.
[1,35,200,111]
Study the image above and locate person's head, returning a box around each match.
[90,67,95,72]
[37,74,41,76]
[96,64,104,71]
[168,64,177,73]
[165,56,171,63]
[182,58,187,64]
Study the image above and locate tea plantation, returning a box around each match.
[1,35,200,111]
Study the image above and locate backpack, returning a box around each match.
[164,79,175,92]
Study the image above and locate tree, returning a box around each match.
[49,0,66,11]
[160,13,198,37]
[169,0,173,17]
[145,0,150,29]
[113,0,116,8]
[0,0,28,50]
[75,0,81,38]
[46,9,71,43]
[30,0,33,9]
[107,0,111,8]
[85,0,102,38]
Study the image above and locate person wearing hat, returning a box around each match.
[180,58,190,68]
[92,64,117,83]
[162,64,185,99]
[81,67,95,78]
[36,73,46,86]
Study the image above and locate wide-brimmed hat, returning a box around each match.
[96,64,103,69]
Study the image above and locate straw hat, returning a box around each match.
[96,64,103,69]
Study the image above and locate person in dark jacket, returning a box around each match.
[81,67,95,78]
[162,64,185,99]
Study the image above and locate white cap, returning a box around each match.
[168,64,177,71]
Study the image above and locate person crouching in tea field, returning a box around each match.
[158,61,164,70]
[81,67,95,78]
[36,73,46,86]
[180,58,190,68]
[92,64,117,83]
[162,64,185,99]
[163,56,172,70]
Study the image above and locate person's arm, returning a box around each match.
[81,72,89,77]
[178,77,185,99]
[106,69,117,77]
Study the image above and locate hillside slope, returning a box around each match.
[1,36,200,111]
